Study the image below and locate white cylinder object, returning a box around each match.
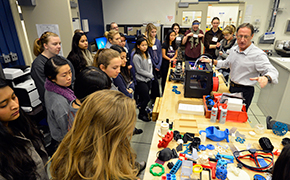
[160,122,169,136]
[201,132,206,143]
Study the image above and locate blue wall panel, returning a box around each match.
[0,0,25,67]
[78,0,105,43]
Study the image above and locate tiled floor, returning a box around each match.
[132,84,267,180]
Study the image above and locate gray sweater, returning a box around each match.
[44,90,70,142]
[133,54,154,83]
[67,100,78,131]
[31,54,75,104]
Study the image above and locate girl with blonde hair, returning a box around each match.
[104,30,121,48]
[215,25,236,60]
[31,31,75,104]
[215,25,237,81]
[93,48,121,90]
[50,90,140,180]
[146,23,161,103]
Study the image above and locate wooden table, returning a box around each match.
[143,71,288,180]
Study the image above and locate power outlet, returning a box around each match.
[1,54,11,63]
[9,52,18,61]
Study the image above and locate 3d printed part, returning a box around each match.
[199,126,229,142]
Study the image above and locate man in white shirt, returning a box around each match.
[202,23,279,111]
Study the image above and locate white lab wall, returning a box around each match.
[21,0,74,59]
[102,0,177,25]
[103,0,290,49]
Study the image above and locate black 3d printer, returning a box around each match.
[184,56,219,98]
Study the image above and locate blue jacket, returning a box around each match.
[148,39,162,70]
[113,74,135,98]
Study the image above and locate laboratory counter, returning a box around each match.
[143,68,288,180]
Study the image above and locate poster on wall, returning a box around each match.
[165,15,175,24]
[182,11,202,26]
[36,24,63,56]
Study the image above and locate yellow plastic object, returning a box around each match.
[192,164,203,173]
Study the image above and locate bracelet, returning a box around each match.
[192,164,203,173]
[150,163,165,176]
[264,75,272,83]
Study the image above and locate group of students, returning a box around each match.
[0,19,285,180]
[3,29,146,179]
[103,23,166,122]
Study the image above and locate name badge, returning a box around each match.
[212,37,218,42]
[169,46,173,51]
[152,45,157,50]
[148,58,152,64]
[193,34,198,38]
[176,37,181,41]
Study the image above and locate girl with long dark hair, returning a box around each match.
[133,37,154,122]
[161,29,178,92]
[0,78,48,180]
[67,32,93,76]
[171,23,184,48]
[111,45,134,98]
[204,17,224,59]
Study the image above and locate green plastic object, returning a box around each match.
[150,163,165,176]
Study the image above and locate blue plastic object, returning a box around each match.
[257,158,268,167]
[253,174,266,180]
[217,159,228,168]
[216,153,234,161]
[199,145,206,151]
[208,99,214,105]
[172,86,178,89]
[166,173,177,180]
[216,166,227,180]
[169,159,182,174]
[206,144,215,150]
[175,91,181,94]
[199,126,229,142]
[272,121,288,136]
[182,144,191,154]
[235,136,245,144]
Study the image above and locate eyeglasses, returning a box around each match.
[237,35,251,39]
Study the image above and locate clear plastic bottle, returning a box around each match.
[210,104,218,123]
[219,104,228,124]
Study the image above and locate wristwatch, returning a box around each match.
[264,75,272,83]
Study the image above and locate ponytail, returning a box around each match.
[104,30,119,42]
[33,31,58,56]
[93,49,119,69]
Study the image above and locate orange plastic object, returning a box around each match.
[212,77,219,91]
[158,131,174,148]
[203,94,248,123]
